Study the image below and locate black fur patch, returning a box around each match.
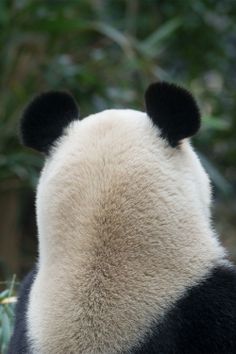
[145,82,200,147]
[131,265,236,354]
[20,91,79,154]
[8,268,36,354]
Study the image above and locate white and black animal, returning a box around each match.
[8,82,236,354]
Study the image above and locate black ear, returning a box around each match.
[145,82,200,147]
[20,91,79,154]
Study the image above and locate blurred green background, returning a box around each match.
[0,0,236,350]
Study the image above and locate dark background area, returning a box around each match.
[0,0,236,280]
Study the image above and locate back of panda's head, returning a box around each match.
[21,82,226,354]
[20,82,214,263]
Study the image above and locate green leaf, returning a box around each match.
[91,22,134,56]
[0,290,9,301]
[138,18,182,57]
[1,310,12,349]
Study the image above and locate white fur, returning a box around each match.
[27,109,226,353]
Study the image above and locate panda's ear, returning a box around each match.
[145,82,200,147]
[20,91,80,154]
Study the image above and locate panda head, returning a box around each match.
[20,83,213,258]
[22,83,226,354]
[20,82,214,262]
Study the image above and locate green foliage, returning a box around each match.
[0,276,16,354]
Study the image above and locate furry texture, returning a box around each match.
[145,82,200,147]
[132,265,236,354]
[9,264,236,354]
[20,91,79,153]
[25,109,226,354]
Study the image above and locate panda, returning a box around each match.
[8,82,236,354]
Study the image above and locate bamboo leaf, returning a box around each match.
[1,310,12,349]
[90,22,134,56]
[138,18,182,57]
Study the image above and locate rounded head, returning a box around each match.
[22,82,224,354]
[19,82,211,249]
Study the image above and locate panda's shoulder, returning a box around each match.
[131,265,236,354]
